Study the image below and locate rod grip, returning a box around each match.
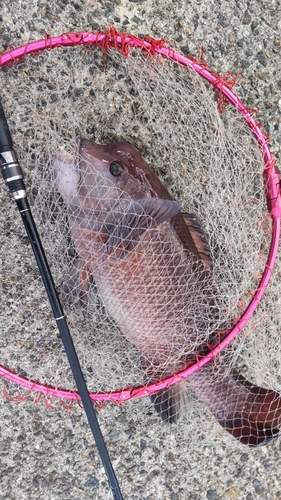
[0,99,13,152]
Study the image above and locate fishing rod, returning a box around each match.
[0,98,123,500]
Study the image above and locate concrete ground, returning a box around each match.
[0,1,281,499]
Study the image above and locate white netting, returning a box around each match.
[0,43,280,446]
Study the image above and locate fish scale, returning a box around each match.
[88,226,212,360]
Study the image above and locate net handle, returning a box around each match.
[0,29,280,402]
[0,96,124,500]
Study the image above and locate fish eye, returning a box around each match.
[109,162,123,176]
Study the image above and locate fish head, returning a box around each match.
[53,137,169,213]
[76,138,172,205]
[53,137,181,252]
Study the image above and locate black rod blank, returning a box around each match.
[0,99,123,500]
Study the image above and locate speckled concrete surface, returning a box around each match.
[0,1,281,499]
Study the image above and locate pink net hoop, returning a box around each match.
[0,29,280,404]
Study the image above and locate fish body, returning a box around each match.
[53,137,281,446]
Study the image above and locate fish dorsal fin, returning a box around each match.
[106,198,180,254]
[182,212,213,271]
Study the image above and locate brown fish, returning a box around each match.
[53,137,281,446]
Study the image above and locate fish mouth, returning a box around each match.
[53,143,80,203]
[53,136,82,169]
[53,148,75,167]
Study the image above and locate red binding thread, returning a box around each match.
[212,71,241,113]
[2,383,32,402]
[96,27,169,58]
[61,399,75,411]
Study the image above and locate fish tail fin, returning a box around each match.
[190,365,281,446]
[150,381,190,424]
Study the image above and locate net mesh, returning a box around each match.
[0,41,280,446]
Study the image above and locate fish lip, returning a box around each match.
[52,148,76,179]
[53,136,81,173]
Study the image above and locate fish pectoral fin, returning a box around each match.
[182,212,213,271]
[62,257,93,308]
[141,355,190,423]
[150,381,190,424]
[106,198,180,254]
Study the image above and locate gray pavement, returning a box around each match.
[0,1,281,499]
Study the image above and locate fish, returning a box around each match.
[53,137,281,447]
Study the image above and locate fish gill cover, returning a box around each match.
[0,34,280,447]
